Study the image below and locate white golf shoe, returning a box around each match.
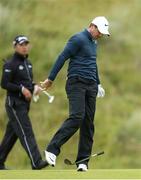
[44,150,56,167]
[77,164,88,172]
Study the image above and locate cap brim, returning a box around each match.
[104,30,110,36]
[19,40,29,44]
[100,29,110,36]
[97,26,110,36]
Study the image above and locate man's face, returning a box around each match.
[14,42,30,56]
[90,25,103,39]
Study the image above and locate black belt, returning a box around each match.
[68,76,96,85]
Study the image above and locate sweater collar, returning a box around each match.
[83,29,94,41]
[13,52,28,61]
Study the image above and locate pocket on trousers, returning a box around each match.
[6,96,27,108]
[65,78,77,92]
[6,96,15,107]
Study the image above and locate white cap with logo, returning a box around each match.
[91,16,110,36]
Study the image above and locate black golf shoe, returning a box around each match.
[32,160,48,170]
[0,164,9,170]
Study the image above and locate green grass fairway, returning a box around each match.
[0,170,141,179]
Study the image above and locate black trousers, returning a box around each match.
[0,96,42,168]
[47,76,98,165]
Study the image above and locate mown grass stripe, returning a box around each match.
[0,169,141,179]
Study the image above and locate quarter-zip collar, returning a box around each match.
[83,29,94,41]
[13,52,28,61]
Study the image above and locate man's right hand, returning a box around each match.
[40,79,53,90]
[22,87,32,101]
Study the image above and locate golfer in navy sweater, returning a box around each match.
[41,16,110,171]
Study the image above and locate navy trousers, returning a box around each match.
[47,76,98,165]
[0,96,42,168]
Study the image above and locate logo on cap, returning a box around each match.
[13,35,29,46]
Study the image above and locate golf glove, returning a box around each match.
[33,85,40,102]
[97,84,105,98]
[33,94,39,102]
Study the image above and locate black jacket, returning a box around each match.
[1,52,35,99]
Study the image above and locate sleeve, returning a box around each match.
[48,35,81,81]
[96,64,100,85]
[1,62,22,92]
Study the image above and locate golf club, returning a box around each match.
[64,151,104,165]
[39,87,55,103]
[33,87,55,103]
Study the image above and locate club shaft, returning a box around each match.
[75,151,104,165]
[74,156,92,165]
[42,90,51,97]
[39,87,51,97]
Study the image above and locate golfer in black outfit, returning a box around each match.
[0,35,48,170]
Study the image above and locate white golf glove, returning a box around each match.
[33,94,39,102]
[33,85,40,102]
[97,84,105,98]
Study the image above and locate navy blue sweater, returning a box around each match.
[48,29,100,84]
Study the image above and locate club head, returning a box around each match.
[64,159,73,165]
[49,96,54,103]
[97,151,104,156]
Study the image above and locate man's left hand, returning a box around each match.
[33,85,41,95]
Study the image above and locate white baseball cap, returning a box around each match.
[91,16,110,36]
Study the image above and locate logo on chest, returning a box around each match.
[19,65,24,70]
[28,65,32,68]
